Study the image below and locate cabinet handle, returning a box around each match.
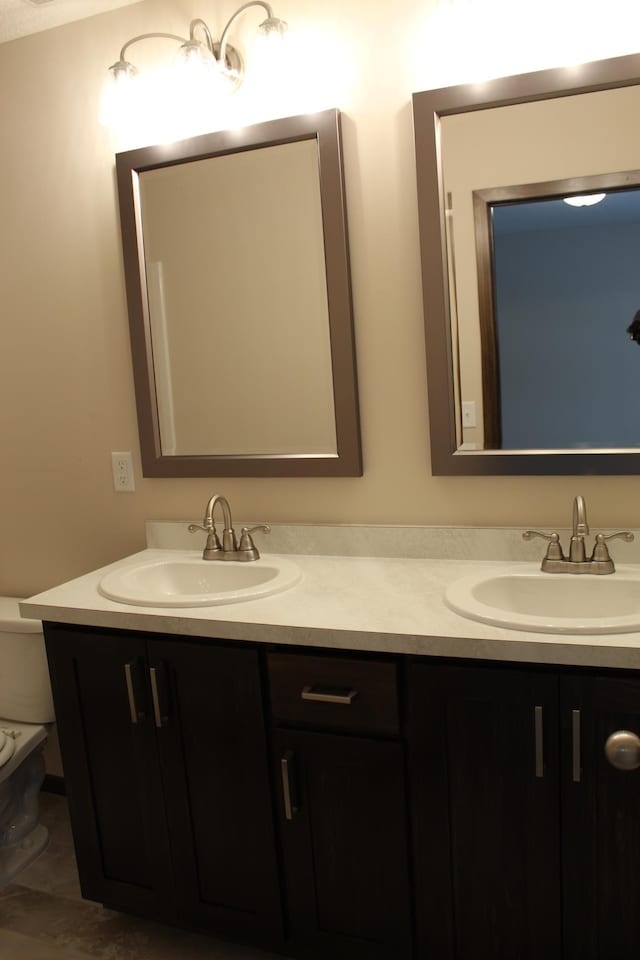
[280,750,298,821]
[605,730,640,771]
[535,705,544,778]
[149,665,169,728]
[301,685,359,705]
[124,662,143,724]
[572,709,582,783]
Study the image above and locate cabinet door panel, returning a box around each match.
[44,625,174,919]
[275,729,412,960]
[150,639,282,944]
[408,662,561,960]
[562,674,640,960]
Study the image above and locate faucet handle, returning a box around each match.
[239,525,271,552]
[188,523,222,552]
[591,531,634,562]
[522,530,565,560]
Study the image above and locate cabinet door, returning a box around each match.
[149,639,283,946]
[44,624,175,920]
[562,673,640,959]
[274,728,413,960]
[408,662,561,960]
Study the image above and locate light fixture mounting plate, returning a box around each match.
[212,41,244,90]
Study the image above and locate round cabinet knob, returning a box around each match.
[604,730,640,771]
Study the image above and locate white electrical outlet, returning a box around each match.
[461,401,477,428]
[111,451,135,492]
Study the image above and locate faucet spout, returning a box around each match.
[204,494,237,552]
[572,495,589,538]
[204,494,232,531]
[569,494,589,563]
[189,493,270,560]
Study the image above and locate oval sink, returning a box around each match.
[99,555,301,607]
[445,565,640,634]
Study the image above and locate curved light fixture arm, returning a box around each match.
[189,18,215,53]
[117,32,188,64]
[219,1,276,65]
[105,1,287,118]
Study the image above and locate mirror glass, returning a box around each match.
[413,53,640,475]
[116,110,361,477]
[472,177,640,450]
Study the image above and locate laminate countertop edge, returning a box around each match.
[20,550,640,671]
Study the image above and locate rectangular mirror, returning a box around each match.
[116,109,361,477]
[413,52,640,475]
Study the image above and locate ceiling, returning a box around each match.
[0,0,142,43]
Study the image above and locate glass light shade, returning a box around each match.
[175,39,216,68]
[173,40,230,96]
[563,193,607,207]
[258,16,288,41]
[99,60,139,128]
[251,16,289,84]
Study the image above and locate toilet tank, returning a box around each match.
[0,598,55,723]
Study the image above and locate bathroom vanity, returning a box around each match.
[21,532,640,960]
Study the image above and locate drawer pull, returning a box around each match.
[301,685,359,705]
[124,662,141,724]
[572,709,582,783]
[280,750,298,821]
[149,665,169,728]
[535,705,544,778]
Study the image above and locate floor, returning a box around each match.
[0,793,288,960]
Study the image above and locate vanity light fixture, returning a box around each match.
[563,193,606,206]
[101,1,287,126]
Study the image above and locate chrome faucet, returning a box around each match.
[523,495,633,574]
[188,494,270,561]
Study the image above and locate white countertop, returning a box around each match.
[19,548,640,671]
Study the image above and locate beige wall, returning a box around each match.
[2,0,640,599]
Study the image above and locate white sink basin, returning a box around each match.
[99,554,301,607]
[445,565,640,634]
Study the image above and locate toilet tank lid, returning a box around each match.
[0,597,42,634]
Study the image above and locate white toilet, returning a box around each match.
[0,597,55,886]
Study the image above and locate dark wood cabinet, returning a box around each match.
[561,673,640,959]
[409,661,640,960]
[44,627,174,919]
[44,623,282,945]
[408,662,562,960]
[44,619,640,960]
[268,652,413,960]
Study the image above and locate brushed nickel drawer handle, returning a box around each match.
[301,685,359,705]
[281,750,298,821]
[124,662,139,724]
[535,705,544,778]
[149,665,170,728]
[572,709,582,783]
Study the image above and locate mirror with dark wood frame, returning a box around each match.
[413,52,640,475]
[116,109,361,477]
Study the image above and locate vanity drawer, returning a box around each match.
[267,652,399,736]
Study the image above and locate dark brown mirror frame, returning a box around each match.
[116,109,362,477]
[413,52,640,476]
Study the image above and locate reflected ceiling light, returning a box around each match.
[563,193,607,207]
[101,1,288,126]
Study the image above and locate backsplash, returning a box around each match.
[146,521,640,564]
